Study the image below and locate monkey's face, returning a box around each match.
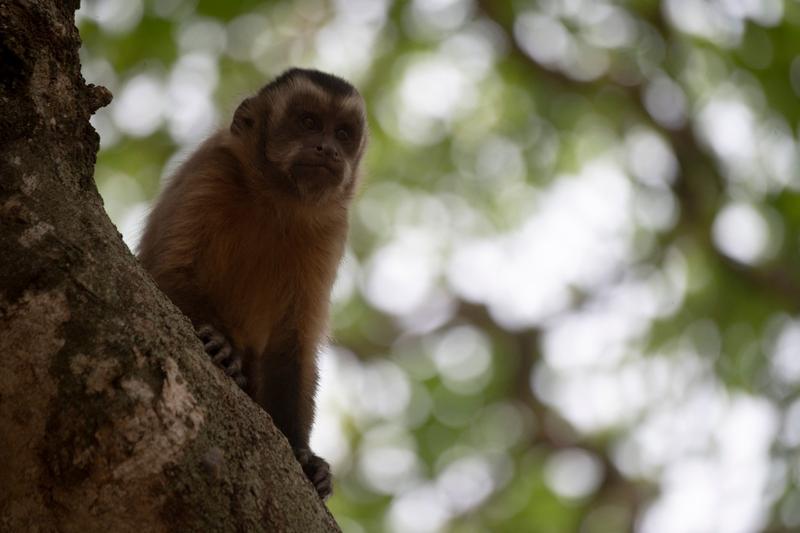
[270,90,365,199]
[233,71,367,204]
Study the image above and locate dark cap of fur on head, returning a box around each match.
[261,68,359,98]
[231,68,364,138]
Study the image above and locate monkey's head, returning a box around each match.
[231,68,368,204]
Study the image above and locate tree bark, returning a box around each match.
[0,1,339,531]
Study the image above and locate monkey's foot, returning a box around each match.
[294,447,333,500]
[196,324,247,389]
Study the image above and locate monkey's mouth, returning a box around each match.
[291,163,341,180]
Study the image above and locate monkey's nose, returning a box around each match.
[316,144,340,161]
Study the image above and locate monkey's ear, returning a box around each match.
[231,97,256,136]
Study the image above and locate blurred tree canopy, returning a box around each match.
[78,0,800,531]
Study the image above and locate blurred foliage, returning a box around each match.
[78,0,800,532]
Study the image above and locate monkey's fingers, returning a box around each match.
[209,347,247,391]
[205,338,226,354]
[312,463,332,501]
[224,353,243,375]
[196,324,229,352]
[211,343,232,365]
[223,353,247,385]
[196,324,216,340]
[295,448,333,500]
[233,373,247,389]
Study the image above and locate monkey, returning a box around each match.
[137,68,368,500]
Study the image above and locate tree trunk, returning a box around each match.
[0,1,339,531]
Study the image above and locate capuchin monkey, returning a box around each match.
[138,68,368,500]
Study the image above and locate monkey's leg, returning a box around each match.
[196,324,247,389]
[259,347,333,500]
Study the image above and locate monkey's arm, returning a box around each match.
[138,152,249,385]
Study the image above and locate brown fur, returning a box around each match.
[138,69,367,456]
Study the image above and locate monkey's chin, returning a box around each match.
[289,164,344,194]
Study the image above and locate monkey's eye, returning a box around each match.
[301,115,318,130]
[336,128,350,141]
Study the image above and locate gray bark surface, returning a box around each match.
[0,1,340,531]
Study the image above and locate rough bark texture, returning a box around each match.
[0,1,340,531]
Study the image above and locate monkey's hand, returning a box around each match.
[294,447,332,500]
[196,324,247,389]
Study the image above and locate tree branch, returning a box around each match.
[0,2,338,531]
